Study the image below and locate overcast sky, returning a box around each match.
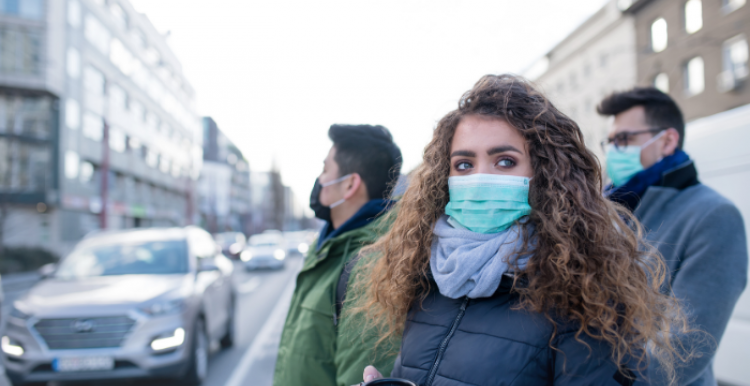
[130,0,608,211]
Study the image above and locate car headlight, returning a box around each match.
[150,328,185,351]
[139,299,185,317]
[228,243,243,255]
[297,243,309,254]
[9,306,30,320]
[2,336,24,357]
[274,249,286,260]
[240,250,252,261]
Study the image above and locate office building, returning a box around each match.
[0,0,202,256]
[622,0,750,121]
[525,0,638,162]
[198,117,251,235]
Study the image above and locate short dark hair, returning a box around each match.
[597,87,685,148]
[328,124,402,200]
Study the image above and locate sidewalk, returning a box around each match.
[223,272,295,386]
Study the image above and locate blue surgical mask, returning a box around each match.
[605,131,665,187]
[444,174,531,234]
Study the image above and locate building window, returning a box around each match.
[0,0,43,20]
[0,94,51,138]
[65,150,80,180]
[65,98,80,130]
[109,83,128,114]
[684,0,702,34]
[654,73,670,93]
[651,18,668,53]
[84,14,111,55]
[79,161,94,184]
[159,156,171,174]
[109,127,126,153]
[131,29,148,50]
[110,39,136,75]
[82,111,103,141]
[83,65,105,114]
[109,2,128,30]
[146,150,158,168]
[684,56,705,96]
[0,27,41,75]
[600,52,609,68]
[130,99,144,124]
[722,0,746,13]
[66,47,80,78]
[723,34,749,80]
[128,136,141,152]
[67,0,81,27]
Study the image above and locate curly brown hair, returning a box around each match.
[352,74,694,382]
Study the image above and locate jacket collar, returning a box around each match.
[316,199,394,250]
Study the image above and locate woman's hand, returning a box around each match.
[363,365,383,383]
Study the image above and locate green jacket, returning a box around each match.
[274,219,398,386]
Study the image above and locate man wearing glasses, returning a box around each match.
[598,87,747,386]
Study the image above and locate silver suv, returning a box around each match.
[3,227,235,385]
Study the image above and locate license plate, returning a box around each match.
[53,356,114,372]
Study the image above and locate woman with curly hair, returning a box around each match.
[355,74,693,385]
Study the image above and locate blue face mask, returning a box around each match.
[444,174,531,234]
[605,131,664,187]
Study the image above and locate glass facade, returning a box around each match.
[0,93,55,196]
[0,27,41,76]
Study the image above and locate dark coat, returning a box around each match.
[391,275,639,386]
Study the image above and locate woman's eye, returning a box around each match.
[456,161,472,171]
[497,158,516,168]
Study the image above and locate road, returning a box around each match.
[0,254,303,386]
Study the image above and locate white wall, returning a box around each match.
[684,104,750,386]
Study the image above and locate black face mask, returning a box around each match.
[309,178,331,223]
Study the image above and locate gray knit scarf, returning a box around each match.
[430,215,531,299]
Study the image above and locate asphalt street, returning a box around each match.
[0,255,303,386]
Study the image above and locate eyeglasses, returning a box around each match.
[601,127,666,152]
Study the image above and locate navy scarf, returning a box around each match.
[316,199,394,249]
[605,149,691,211]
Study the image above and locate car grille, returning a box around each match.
[34,316,136,349]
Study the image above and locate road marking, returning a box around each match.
[223,271,297,386]
[237,277,262,294]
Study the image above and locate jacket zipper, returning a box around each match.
[425,297,469,386]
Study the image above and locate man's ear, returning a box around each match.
[663,128,680,156]
[343,173,363,200]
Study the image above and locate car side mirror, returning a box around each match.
[39,263,57,278]
[198,259,220,272]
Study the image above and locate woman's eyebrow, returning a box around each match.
[487,145,523,155]
[450,150,476,157]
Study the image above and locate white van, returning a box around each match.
[684,103,750,386]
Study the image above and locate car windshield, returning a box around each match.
[215,233,242,247]
[56,240,189,279]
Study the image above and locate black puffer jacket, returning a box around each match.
[391,275,639,386]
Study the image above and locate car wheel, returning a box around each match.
[181,318,209,385]
[220,295,236,348]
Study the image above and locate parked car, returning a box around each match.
[282,231,312,256]
[214,232,246,260]
[3,226,235,385]
[240,232,286,270]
